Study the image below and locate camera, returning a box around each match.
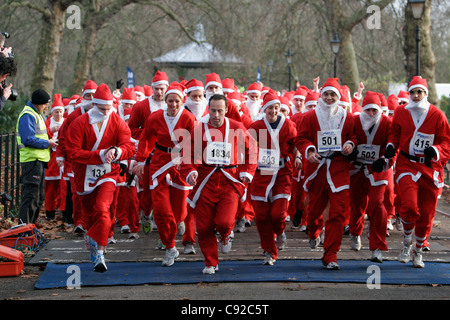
[2,81,18,101]
[1,32,14,58]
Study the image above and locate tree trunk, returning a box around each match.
[337,29,360,94]
[403,0,438,106]
[30,2,67,94]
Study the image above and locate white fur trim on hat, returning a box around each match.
[260,99,280,113]
[362,103,382,112]
[165,88,185,99]
[186,86,204,93]
[205,81,222,89]
[120,99,136,105]
[408,84,428,95]
[321,86,341,99]
[92,98,113,105]
[152,80,169,87]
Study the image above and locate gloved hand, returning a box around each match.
[346,148,358,161]
[371,158,386,172]
[119,163,127,176]
[116,79,124,90]
[424,146,437,159]
[384,145,395,159]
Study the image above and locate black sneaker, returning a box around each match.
[292,210,303,227]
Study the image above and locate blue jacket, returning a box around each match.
[18,101,49,149]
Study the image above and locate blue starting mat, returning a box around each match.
[35,259,450,289]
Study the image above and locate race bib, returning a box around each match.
[317,129,342,153]
[357,144,380,164]
[258,148,280,170]
[206,141,232,165]
[85,163,112,185]
[412,131,434,154]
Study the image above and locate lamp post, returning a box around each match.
[408,0,425,76]
[285,49,293,91]
[267,60,273,88]
[331,32,341,78]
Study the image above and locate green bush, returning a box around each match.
[0,95,28,133]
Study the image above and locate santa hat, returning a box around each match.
[134,86,145,98]
[69,94,80,105]
[222,78,235,93]
[151,71,169,87]
[408,76,428,95]
[362,91,382,112]
[51,94,65,113]
[92,83,114,105]
[339,85,351,107]
[144,85,153,97]
[397,90,409,104]
[164,82,186,99]
[261,86,270,96]
[378,93,388,113]
[279,96,291,113]
[228,91,242,106]
[121,88,137,104]
[205,73,222,89]
[305,91,320,108]
[387,94,399,114]
[186,78,204,94]
[260,90,280,113]
[247,82,262,95]
[293,86,308,100]
[320,78,341,99]
[82,80,97,97]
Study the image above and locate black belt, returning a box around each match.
[400,150,431,168]
[155,143,181,154]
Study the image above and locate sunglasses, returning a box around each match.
[409,89,425,95]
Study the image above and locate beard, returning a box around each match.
[185,97,207,119]
[360,111,381,131]
[406,96,429,113]
[315,97,340,121]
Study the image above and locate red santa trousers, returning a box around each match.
[115,186,140,233]
[182,205,196,245]
[397,175,440,249]
[253,198,288,260]
[71,177,87,228]
[194,185,240,267]
[349,170,388,251]
[151,179,189,249]
[383,168,396,220]
[83,182,116,247]
[306,167,349,264]
[138,164,153,217]
[44,179,67,212]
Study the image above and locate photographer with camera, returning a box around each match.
[1,32,18,111]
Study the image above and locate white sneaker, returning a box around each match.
[398,241,412,263]
[177,222,185,236]
[350,235,361,251]
[395,215,404,231]
[387,219,394,231]
[94,253,107,272]
[371,249,383,263]
[235,218,246,233]
[184,242,196,254]
[412,248,425,268]
[202,265,219,274]
[121,225,130,234]
[276,232,287,250]
[325,261,340,270]
[262,252,276,265]
[108,236,117,244]
[309,237,320,249]
[162,247,179,267]
[129,233,139,239]
[219,236,232,253]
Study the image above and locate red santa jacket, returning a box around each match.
[135,108,196,190]
[66,110,136,195]
[351,113,392,186]
[181,116,258,208]
[388,104,450,188]
[248,114,297,201]
[45,116,64,180]
[295,107,356,192]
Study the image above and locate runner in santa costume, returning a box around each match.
[181,94,257,274]
[245,82,263,120]
[184,78,207,121]
[128,71,169,233]
[248,91,300,265]
[56,80,98,233]
[348,91,392,262]
[292,86,308,115]
[114,88,140,238]
[44,94,67,221]
[134,82,196,266]
[384,76,450,268]
[295,78,356,270]
[66,83,135,272]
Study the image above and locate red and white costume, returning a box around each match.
[249,93,297,261]
[349,91,392,252]
[387,77,450,253]
[295,78,356,265]
[181,115,257,268]
[136,82,196,250]
[66,84,135,247]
